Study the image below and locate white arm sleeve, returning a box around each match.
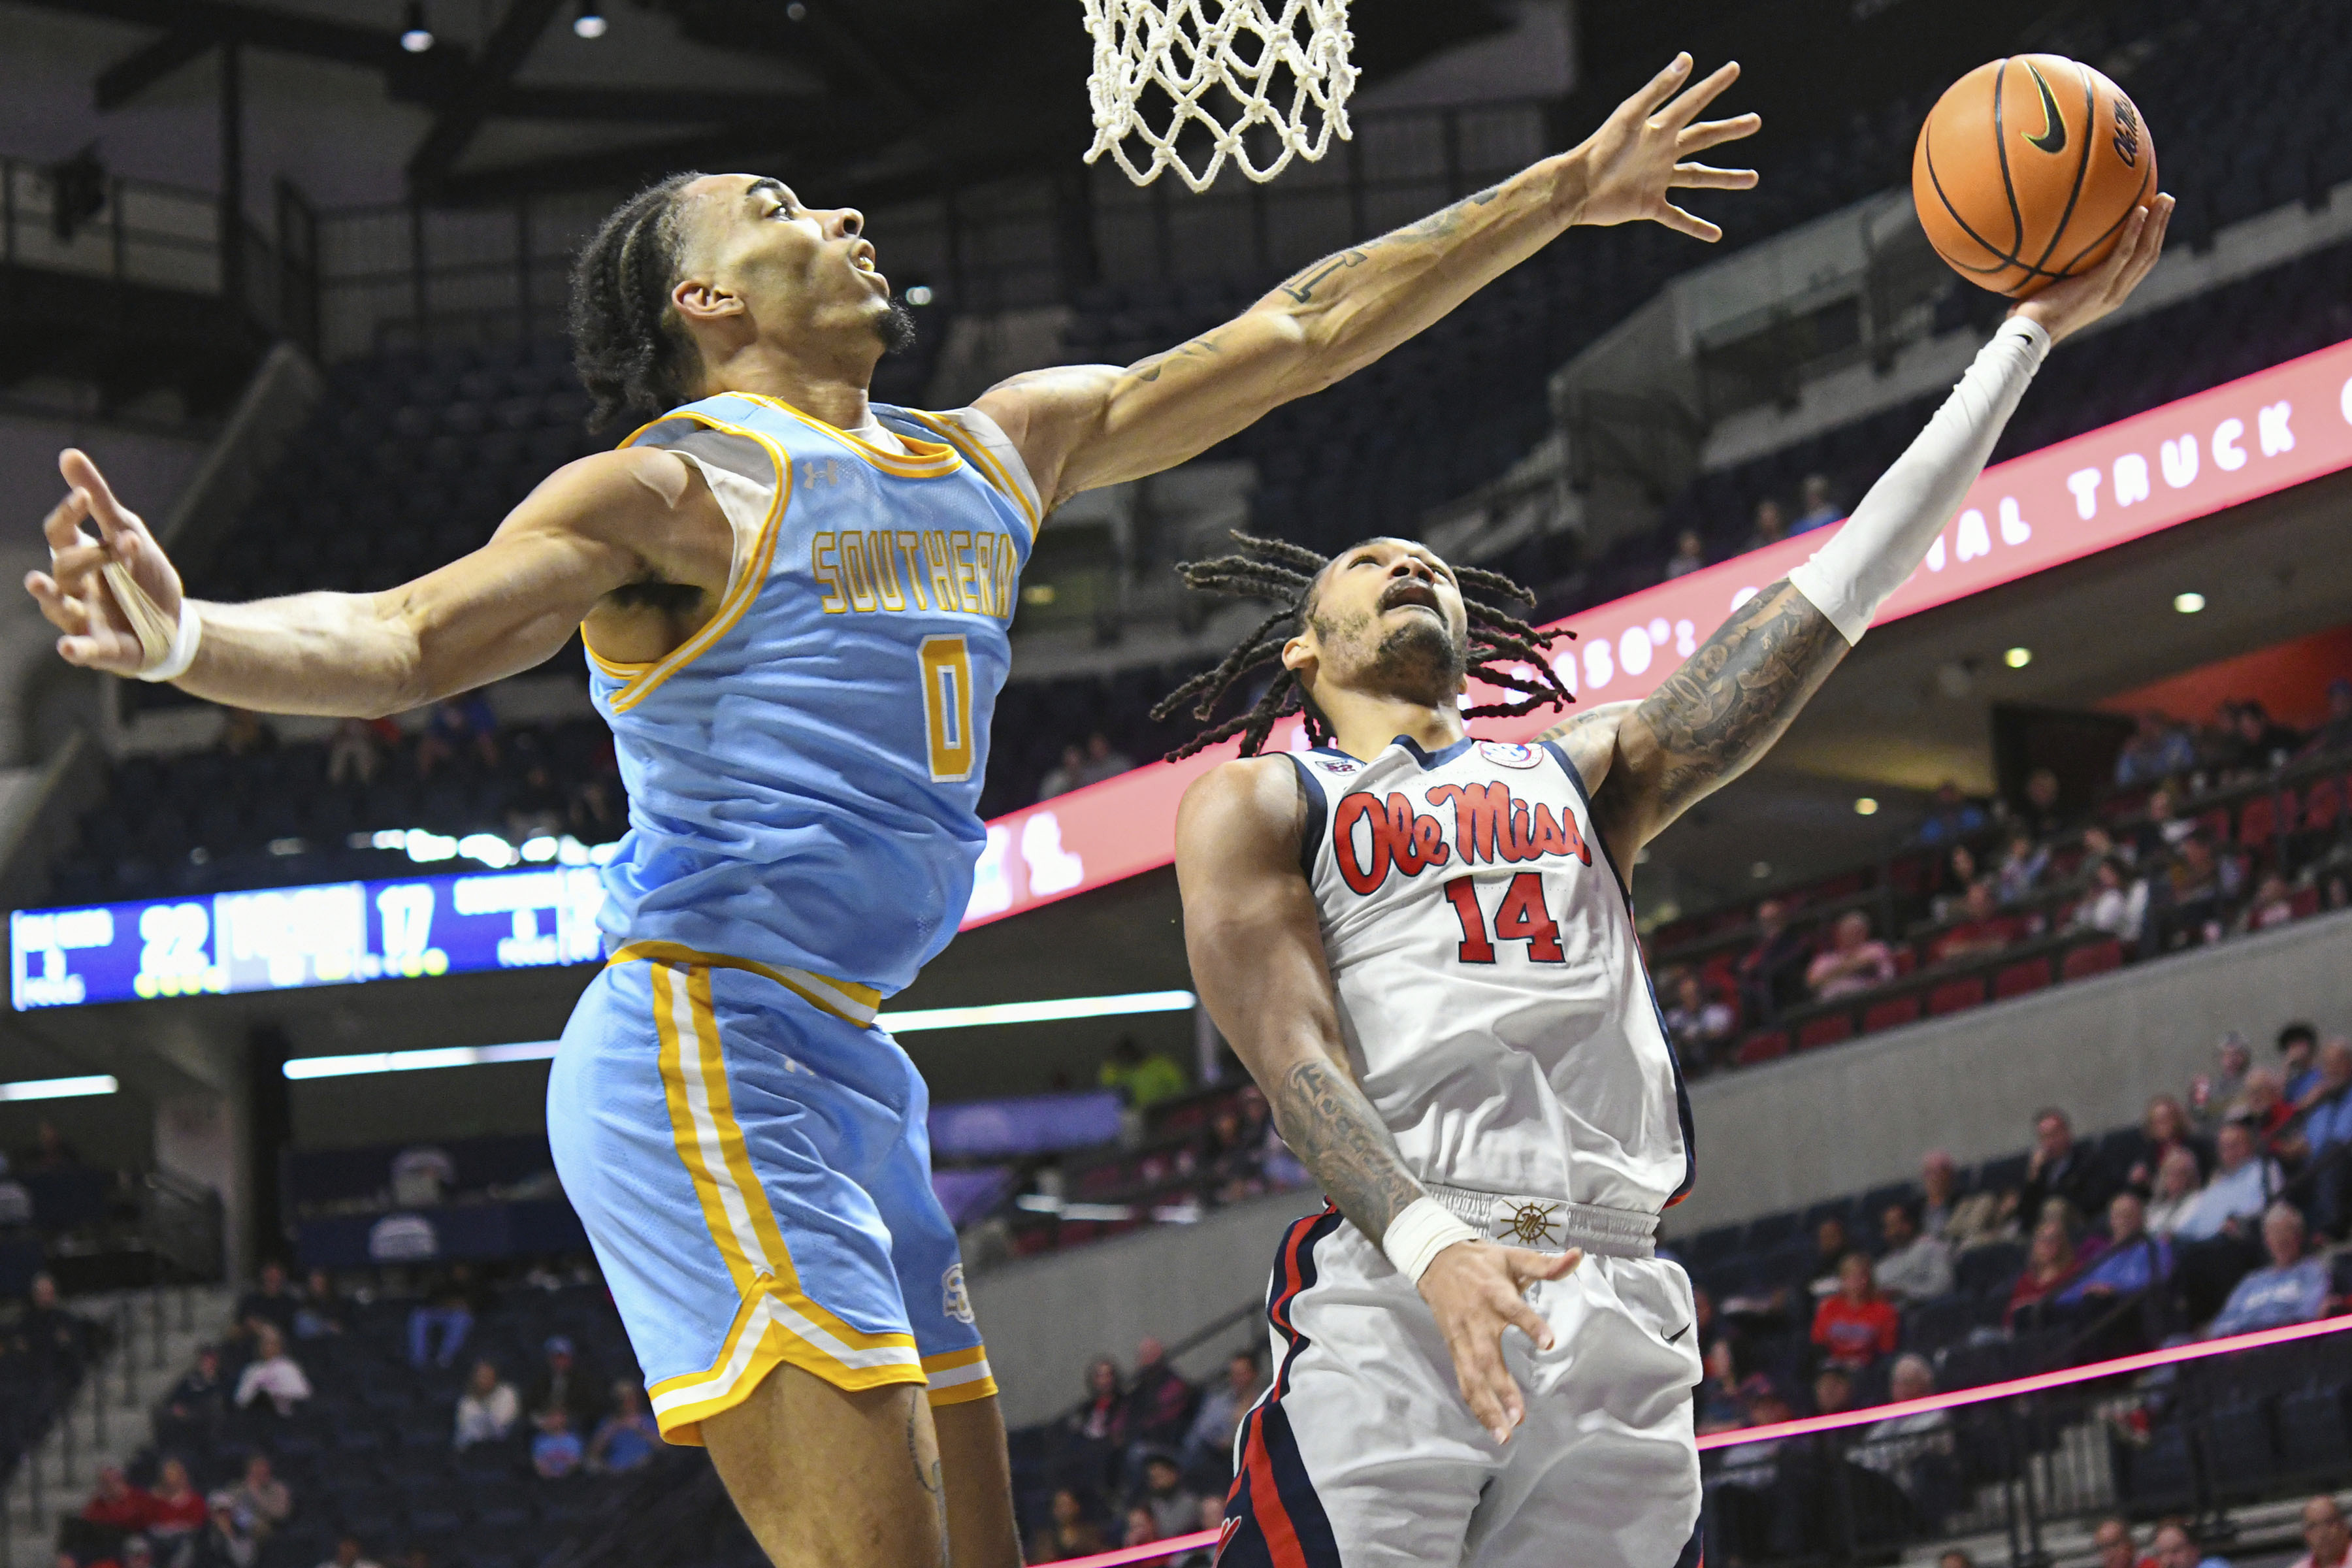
[1788,316,2051,645]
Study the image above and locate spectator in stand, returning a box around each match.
[1134,1452,1204,1539]
[1810,1365,1854,1416]
[215,707,278,758]
[1036,743,1086,802]
[453,1358,519,1449]
[2004,1217,2080,1329]
[531,1409,584,1479]
[146,1460,210,1548]
[155,1346,226,1452]
[1203,1103,1269,1203]
[1932,881,2016,964]
[1066,1356,1131,1452]
[1663,530,1708,580]
[19,1271,96,1367]
[2145,1148,2206,1238]
[415,695,498,779]
[2125,1095,2210,1191]
[2016,768,2070,840]
[2072,857,2149,947]
[2300,681,2352,759]
[1918,1149,1959,1238]
[1812,1253,1899,1371]
[2053,1192,2175,1354]
[406,1275,474,1369]
[1930,845,1982,923]
[81,1467,156,1546]
[2206,1203,2332,1337]
[527,1335,602,1431]
[2173,1121,2283,1242]
[292,1269,344,1340]
[1916,781,1991,847]
[1743,498,1789,553]
[2281,1023,2325,1105]
[1994,829,2050,906]
[1077,732,1135,788]
[27,1119,80,1170]
[2153,836,2230,949]
[1794,1216,1854,1303]
[1918,1150,2008,1249]
[1697,1338,1765,1433]
[2093,1518,2150,1568]
[2293,1040,2352,1232]
[2132,787,2198,865]
[2294,1496,2352,1568]
[1874,1201,1954,1303]
[1030,1489,1107,1562]
[2152,1518,2234,1568]
[1805,912,1897,1003]
[2223,699,2302,777]
[325,717,397,787]
[1735,898,1812,1024]
[1180,1351,1264,1475]
[1174,1495,1227,1567]
[2193,1035,2255,1135]
[230,1454,292,1540]
[1125,1336,1198,1455]
[2240,1069,2295,1143]
[235,1262,299,1343]
[0,1154,31,1228]
[2019,1109,2111,1225]
[586,1383,660,1473]
[1099,1037,1187,1109]
[1790,474,1840,534]
[2237,872,2301,934]
[186,1494,256,1568]
[1661,971,1737,1071]
[314,1537,382,1568]
[2117,712,2198,788]
[1851,1354,1955,1514]
[1122,1507,1162,1551]
[233,1324,311,1417]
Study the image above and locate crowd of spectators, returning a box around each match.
[1652,681,2352,1079]
[1028,1338,1264,1561]
[51,1260,651,1568]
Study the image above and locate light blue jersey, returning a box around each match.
[587,391,1039,1003]
[549,391,1036,1440]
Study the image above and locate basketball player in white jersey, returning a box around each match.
[31,52,1768,1568]
[1171,195,2171,1565]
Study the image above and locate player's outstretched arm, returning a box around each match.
[1576,196,2174,867]
[1176,757,1577,1445]
[27,446,710,718]
[980,53,1760,508]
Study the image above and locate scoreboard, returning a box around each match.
[10,866,608,1010]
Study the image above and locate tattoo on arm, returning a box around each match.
[1632,580,1848,819]
[1273,1058,1426,1240]
[1276,184,1508,304]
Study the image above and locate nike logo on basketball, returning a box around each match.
[2024,61,2067,154]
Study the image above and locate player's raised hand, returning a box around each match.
[27,449,185,676]
[1569,54,1760,241]
[2012,193,2174,345]
[1416,1239,1582,1444]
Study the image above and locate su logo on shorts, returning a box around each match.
[941,1263,975,1325]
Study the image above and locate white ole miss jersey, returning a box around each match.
[1288,735,1695,1215]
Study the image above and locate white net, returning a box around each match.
[1081,0,1358,192]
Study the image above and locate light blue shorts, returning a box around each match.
[546,947,993,1444]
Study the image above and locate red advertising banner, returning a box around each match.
[962,336,2352,930]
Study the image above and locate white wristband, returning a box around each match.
[1381,1196,1480,1285]
[139,597,203,683]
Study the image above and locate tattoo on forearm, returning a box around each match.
[1635,580,1847,813]
[1275,183,1510,304]
[1274,1058,1424,1238]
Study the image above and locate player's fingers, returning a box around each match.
[25,574,87,634]
[1678,113,1761,154]
[1629,53,1693,120]
[49,542,110,581]
[1499,1294,1554,1352]
[60,449,143,549]
[41,488,92,553]
[1658,204,1722,242]
[1448,1338,1513,1443]
[1670,163,1758,190]
[1661,60,1740,130]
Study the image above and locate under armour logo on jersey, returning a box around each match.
[800,458,847,487]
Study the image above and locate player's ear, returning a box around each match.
[1281,631,1317,682]
[672,278,744,325]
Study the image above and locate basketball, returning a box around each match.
[1912,54,2157,298]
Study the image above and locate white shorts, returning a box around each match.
[1218,1203,1703,1568]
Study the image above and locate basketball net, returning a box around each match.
[1081,0,1358,192]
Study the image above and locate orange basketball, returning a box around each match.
[1912,54,2156,299]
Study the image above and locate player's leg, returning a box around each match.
[701,1365,947,1567]
[1222,1209,1495,1568]
[1466,1252,1705,1568]
[872,1056,1022,1568]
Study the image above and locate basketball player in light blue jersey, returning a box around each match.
[31,54,1767,1567]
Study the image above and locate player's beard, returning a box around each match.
[872,301,918,355]
[1364,613,1467,709]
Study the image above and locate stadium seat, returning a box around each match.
[1992,958,2051,1000]
[1796,1013,1854,1051]
[1735,1030,1789,1066]
[1927,977,1985,1017]
[2061,940,2125,981]
[1861,994,1921,1034]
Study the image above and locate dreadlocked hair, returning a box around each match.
[568,171,708,431]
[1148,532,1576,762]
